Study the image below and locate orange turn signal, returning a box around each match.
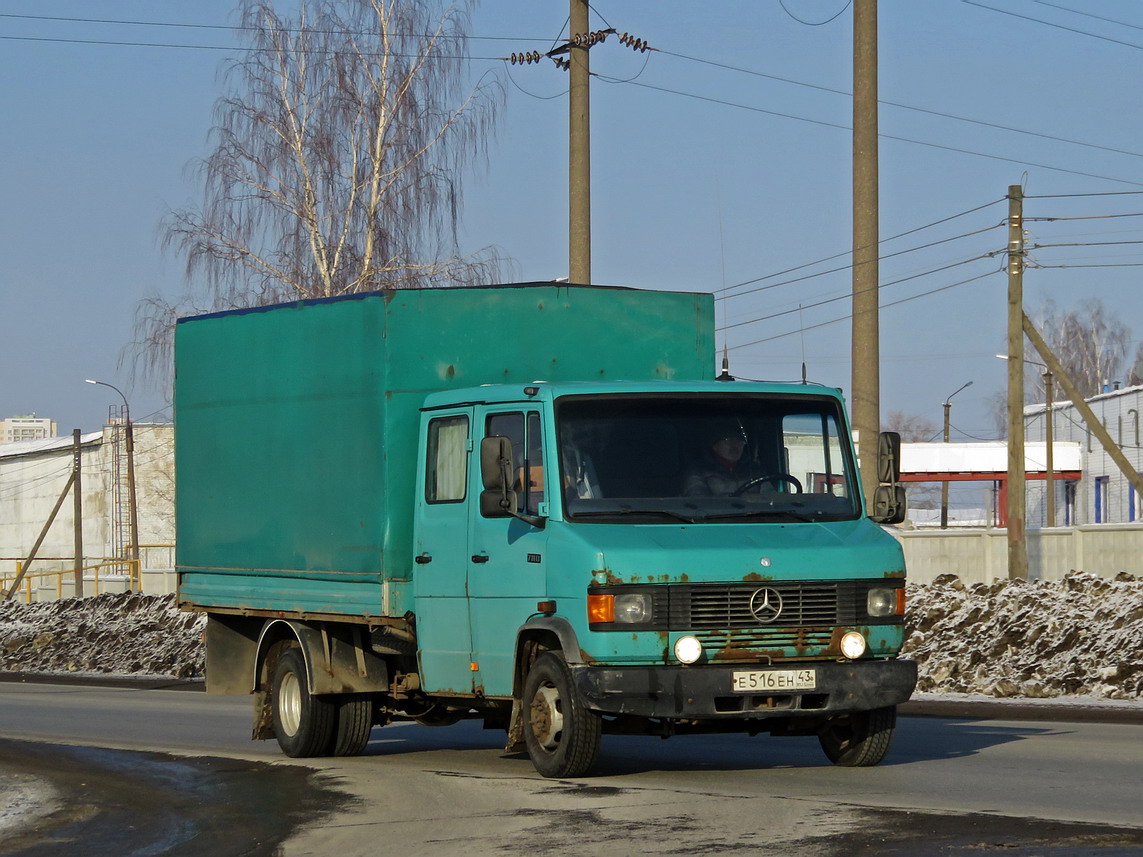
[895,588,907,616]
[587,594,614,624]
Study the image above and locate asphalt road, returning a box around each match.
[2,680,1143,856]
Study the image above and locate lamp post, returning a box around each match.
[85,379,139,563]
[996,355,1055,527]
[941,381,973,529]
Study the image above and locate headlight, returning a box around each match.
[867,587,895,617]
[674,635,703,664]
[840,631,867,659]
[614,593,652,624]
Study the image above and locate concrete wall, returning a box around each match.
[0,424,174,601]
[892,523,1143,584]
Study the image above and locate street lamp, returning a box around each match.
[85,379,139,562]
[940,381,974,529]
[996,354,1055,527]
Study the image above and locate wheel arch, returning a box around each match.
[254,619,389,696]
[511,616,583,698]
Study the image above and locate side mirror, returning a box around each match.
[871,484,907,525]
[479,436,516,518]
[877,431,902,485]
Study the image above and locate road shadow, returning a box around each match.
[351,714,1056,776]
[0,738,349,857]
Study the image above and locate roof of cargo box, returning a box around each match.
[175,282,707,324]
[420,379,847,410]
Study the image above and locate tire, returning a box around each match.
[818,705,897,767]
[271,648,336,758]
[522,652,602,778]
[329,695,374,757]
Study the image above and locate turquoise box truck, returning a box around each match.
[176,283,915,777]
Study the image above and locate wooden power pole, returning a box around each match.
[852,0,880,507]
[73,429,84,597]
[1006,185,1028,580]
[569,0,591,284]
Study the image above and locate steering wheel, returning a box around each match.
[732,473,803,497]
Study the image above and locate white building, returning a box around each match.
[0,423,174,599]
[1,415,57,444]
[1024,384,1143,526]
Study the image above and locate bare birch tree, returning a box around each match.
[135,0,505,385]
[1027,297,1130,400]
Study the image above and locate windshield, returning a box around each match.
[556,394,860,524]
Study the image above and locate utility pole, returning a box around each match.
[73,429,83,597]
[1044,369,1055,527]
[940,381,973,529]
[569,0,591,284]
[852,0,879,508]
[1006,184,1027,580]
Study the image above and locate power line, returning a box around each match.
[963,0,1143,51]
[9,13,1143,187]
[0,12,544,42]
[778,0,852,26]
[719,253,999,333]
[725,266,1002,351]
[653,48,1143,162]
[716,197,1004,296]
[595,76,1143,187]
[717,220,1003,303]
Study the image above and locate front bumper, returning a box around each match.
[570,658,917,720]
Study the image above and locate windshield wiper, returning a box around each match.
[572,507,698,523]
[701,508,818,523]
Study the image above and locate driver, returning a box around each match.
[683,421,766,497]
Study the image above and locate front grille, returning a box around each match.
[695,628,835,654]
[670,581,853,629]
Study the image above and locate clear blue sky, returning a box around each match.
[3,0,1142,436]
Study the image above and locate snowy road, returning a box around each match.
[2,680,1143,855]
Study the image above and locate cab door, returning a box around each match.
[468,408,550,696]
[413,408,477,694]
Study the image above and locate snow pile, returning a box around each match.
[904,570,1143,700]
[0,592,205,678]
[1,573,1141,700]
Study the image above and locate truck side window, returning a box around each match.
[426,415,469,503]
[486,411,545,514]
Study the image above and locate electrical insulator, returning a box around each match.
[619,32,650,53]
[509,51,543,65]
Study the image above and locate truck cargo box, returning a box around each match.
[176,283,714,617]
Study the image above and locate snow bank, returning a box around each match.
[904,570,1143,700]
[1,572,1141,700]
[0,592,205,678]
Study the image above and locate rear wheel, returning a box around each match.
[522,652,602,778]
[329,695,374,756]
[271,648,336,758]
[818,705,897,767]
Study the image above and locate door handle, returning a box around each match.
[471,554,490,564]
[415,554,433,564]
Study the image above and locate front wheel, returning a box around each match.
[271,648,336,758]
[522,652,602,778]
[818,705,897,767]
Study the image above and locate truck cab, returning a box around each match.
[411,381,914,776]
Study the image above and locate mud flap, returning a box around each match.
[504,698,527,753]
[252,690,275,740]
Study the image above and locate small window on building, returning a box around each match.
[1095,475,1110,524]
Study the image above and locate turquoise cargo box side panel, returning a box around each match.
[176,284,715,616]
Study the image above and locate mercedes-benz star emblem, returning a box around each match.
[749,587,783,623]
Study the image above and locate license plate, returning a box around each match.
[731,668,817,693]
